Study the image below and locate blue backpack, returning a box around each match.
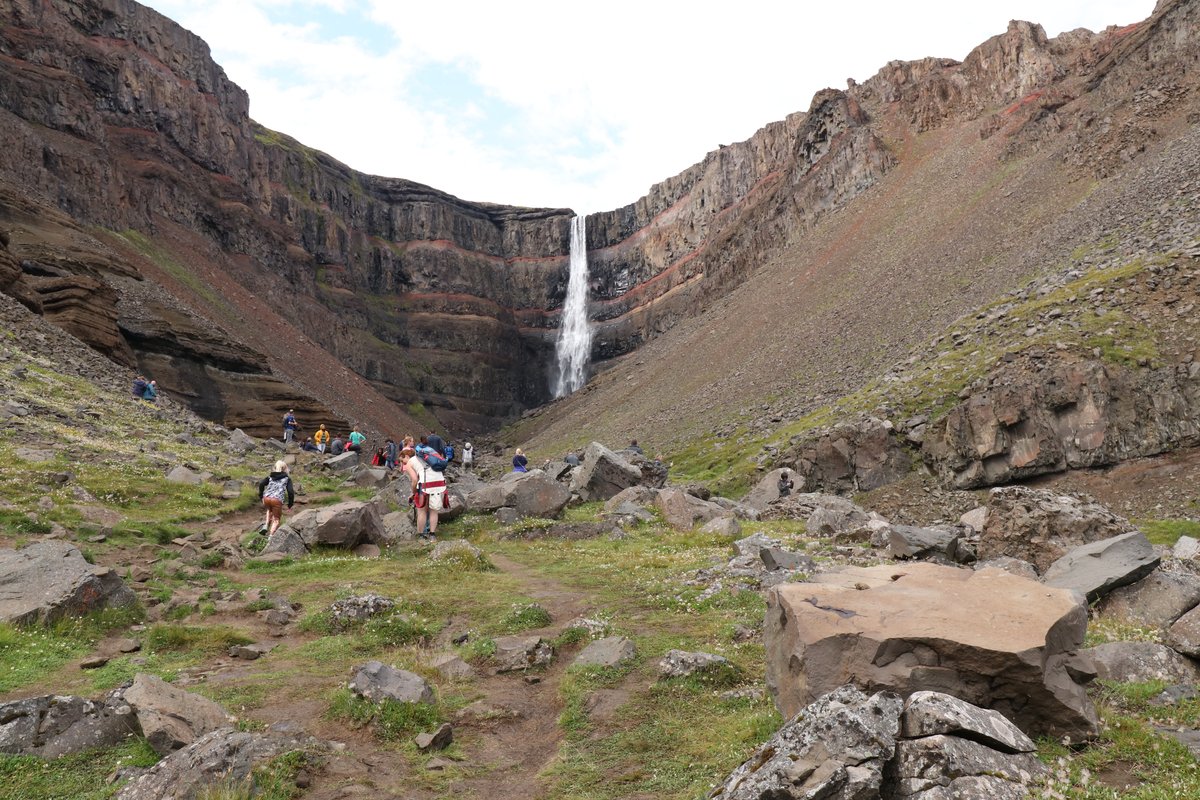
[443,443,454,462]
[417,445,448,472]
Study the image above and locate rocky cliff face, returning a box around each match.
[1,0,1193,438]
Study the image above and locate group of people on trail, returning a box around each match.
[260,419,473,543]
[130,375,159,403]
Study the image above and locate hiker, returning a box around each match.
[348,426,366,453]
[512,448,528,473]
[778,470,795,498]
[314,424,330,453]
[257,460,294,536]
[330,435,345,455]
[385,437,399,469]
[131,375,148,400]
[403,447,447,542]
[370,447,386,467]
[301,437,319,452]
[141,380,158,403]
[282,409,299,443]
[426,429,446,456]
[461,442,474,470]
[628,439,644,456]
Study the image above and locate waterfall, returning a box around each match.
[551,214,592,398]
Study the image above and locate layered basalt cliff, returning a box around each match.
[0,0,1185,435]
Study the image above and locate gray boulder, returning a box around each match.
[493,636,553,672]
[806,496,871,540]
[569,442,643,501]
[1041,532,1161,602]
[900,691,1035,753]
[287,500,385,549]
[380,510,417,545]
[1081,641,1200,684]
[973,556,1040,580]
[120,674,231,756]
[760,547,813,573]
[0,693,138,758]
[710,685,902,800]
[654,488,727,530]
[1168,604,1200,657]
[227,429,257,453]
[1174,536,1200,560]
[165,466,203,485]
[1098,569,1200,629]
[657,649,731,679]
[415,723,453,752]
[889,524,962,563]
[259,526,307,558]
[733,532,780,558]
[352,467,390,488]
[743,468,802,512]
[465,470,571,518]
[329,595,395,628]
[886,735,1048,798]
[573,636,636,669]
[115,729,300,800]
[701,516,742,537]
[322,451,359,472]
[348,661,434,704]
[0,541,137,625]
[602,485,659,515]
[429,653,476,680]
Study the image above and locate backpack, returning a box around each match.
[443,443,454,462]
[416,445,448,472]
[263,475,288,502]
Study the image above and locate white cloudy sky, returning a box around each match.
[143,0,1155,213]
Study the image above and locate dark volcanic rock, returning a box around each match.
[0,541,137,625]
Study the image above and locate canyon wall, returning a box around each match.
[0,0,1180,433]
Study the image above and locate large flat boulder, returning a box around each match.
[0,541,137,625]
[765,562,1099,740]
[287,500,385,549]
[568,442,643,501]
[979,486,1135,572]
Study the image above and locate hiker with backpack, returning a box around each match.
[256,460,294,536]
[512,448,528,473]
[402,447,447,542]
[462,442,474,470]
[426,429,446,456]
[282,410,300,443]
[415,437,450,472]
[131,375,148,400]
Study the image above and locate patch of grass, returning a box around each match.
[1138,518,1200,547]
[0,607,144,693]
[0,509,51,535]
[0,737,159,799]
[499,602,553,632]
[361,612,441,649]
[195,749,311,800]
[145,623,253,653]
[327,687,443,742]
[1085,617,1162,648]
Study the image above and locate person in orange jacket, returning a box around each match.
[314,424,331,453]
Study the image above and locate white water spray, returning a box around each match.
[551,215,592,398]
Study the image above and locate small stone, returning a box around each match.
[414,723,453,752]
[81,655,109,669]
[116,638,141,654]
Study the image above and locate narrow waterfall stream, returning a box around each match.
[551,214,592,398]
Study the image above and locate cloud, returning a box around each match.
[143,0,1156,212]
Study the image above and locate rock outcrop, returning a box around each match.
[0,541,137,625]
[923,357,1200,489]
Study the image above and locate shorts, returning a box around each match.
[262,496,284,524]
